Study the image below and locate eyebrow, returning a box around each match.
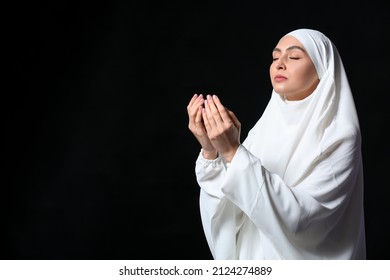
[273,46,306,53]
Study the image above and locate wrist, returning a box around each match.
[221,145,239,163]
[202,149,218,160]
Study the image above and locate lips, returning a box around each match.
[274,75,287,82]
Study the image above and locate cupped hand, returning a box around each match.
[202,95,241,162]
[187,94,217,159]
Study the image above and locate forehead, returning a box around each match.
[274,35,305,51]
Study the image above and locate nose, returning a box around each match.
[276,61,286,70]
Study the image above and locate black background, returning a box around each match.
[5,1,389,259]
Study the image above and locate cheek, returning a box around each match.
[306,69,319,87]
[269,64,274,76]
[297,65,318,86]
[269,65,275,82]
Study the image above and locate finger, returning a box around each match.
[204,97,218,129]
[201,107,212,132]
[187,93,198,110]
[212,95,232,124]
[187,94,204,112]
[195,106,204,127]
[228,110,241,128]
[188,94,204,120]
[206,94,224,125]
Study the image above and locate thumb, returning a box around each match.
[227,110,241,128]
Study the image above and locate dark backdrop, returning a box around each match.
[5,1,389,259]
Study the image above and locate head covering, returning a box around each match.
[198,28,365,259]
[244,28,362,187]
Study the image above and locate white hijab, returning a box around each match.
[198,29,365,259]
[245,28,361,187]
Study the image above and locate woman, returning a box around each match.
[186,28,366,259]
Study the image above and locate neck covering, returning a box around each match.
[245,28,361,187]
[197,28,365,259]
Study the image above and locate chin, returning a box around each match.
[273,88,286,95]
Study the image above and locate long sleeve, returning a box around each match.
[196,126,365,259]
[221,145,315,258]
[221,129,365,259]
[195,150,244,259]
[194,28,366,260]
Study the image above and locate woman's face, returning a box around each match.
[270,35,319,101]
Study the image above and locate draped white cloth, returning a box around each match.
[195,29,366,259]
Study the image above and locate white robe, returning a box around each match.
[195,29,366,260]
